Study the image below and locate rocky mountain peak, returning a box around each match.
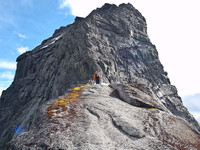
[96,3,118,11]
[0,3,200,150]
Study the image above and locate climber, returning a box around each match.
[94,71,101,84]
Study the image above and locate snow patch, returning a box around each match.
[93,82,109,86]
[156,91,163,98]
[41,34,63,49]
[101,82,109,86]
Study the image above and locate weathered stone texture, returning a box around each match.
[0,3,199,149]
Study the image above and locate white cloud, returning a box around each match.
[0,71,14,80]
[139,0,200,97]
[17,46,29,54]
[17,33,27,39]
[0,61,16,70]
[14,31,27,39]
[59,0,69,9]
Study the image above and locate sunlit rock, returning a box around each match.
[0,3,200,150]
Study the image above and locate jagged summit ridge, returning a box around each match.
[0,3,200,149]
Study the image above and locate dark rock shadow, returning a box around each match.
[109,89,122,100]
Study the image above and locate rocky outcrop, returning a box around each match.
[110,83,168,111]
[7,84,200,149]
[0,3,200,149]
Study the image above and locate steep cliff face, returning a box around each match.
[0,3,199,149]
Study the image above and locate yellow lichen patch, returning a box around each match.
[141,107,158,110]
[146,108,157,110]
[47,85,89,118]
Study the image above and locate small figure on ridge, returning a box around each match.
[94,71,101,84]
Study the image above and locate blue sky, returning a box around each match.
[0,0,199,122]
[0,0,75,95]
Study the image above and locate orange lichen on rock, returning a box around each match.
[47,85,89,118]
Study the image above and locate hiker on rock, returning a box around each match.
[94,72,101,84]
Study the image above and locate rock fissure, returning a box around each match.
[110,115,145,139]
[86,107,100,119]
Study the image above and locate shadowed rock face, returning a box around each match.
[0,3,200,149]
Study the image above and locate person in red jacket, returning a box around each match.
[94,72,101,84]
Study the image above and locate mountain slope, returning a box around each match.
[8,84,200,149]
[0,3,199,149]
